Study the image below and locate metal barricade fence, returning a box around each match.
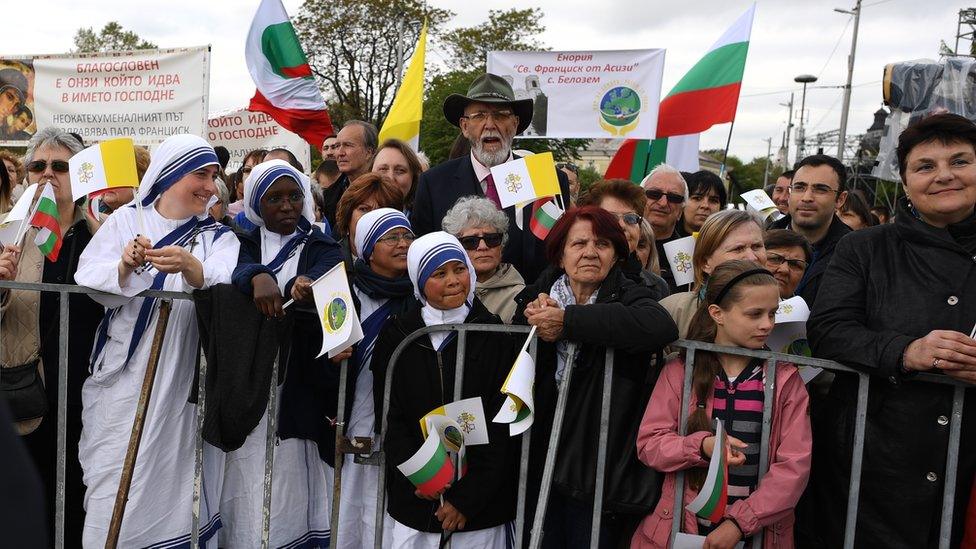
[1,279,968,549]
[669,340,969,549]
[0,280,286,549]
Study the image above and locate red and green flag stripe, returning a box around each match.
[31,185,61,262]
[406,441,455,497]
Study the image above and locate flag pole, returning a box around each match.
[719,119,737,179]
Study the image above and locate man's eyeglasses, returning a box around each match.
[789,182,840,196]
[556,163,579,174]
[375,232,417,246]
[644,189,685,205]
[766,252,808,272]
[460,110,515,124]
[27,160,69,173]
[458,233,504,250]
[611,212,642,226]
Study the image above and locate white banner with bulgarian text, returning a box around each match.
[208,109,311,174]
[0,46,209,146]
[487,49,665,139]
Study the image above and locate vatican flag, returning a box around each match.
[379,20,428,149]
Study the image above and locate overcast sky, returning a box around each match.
[4,0,968,162]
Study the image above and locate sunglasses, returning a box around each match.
[644,188,685,205]
[27,160,69,173]
[458,233,503,250]
[612,212,642,226]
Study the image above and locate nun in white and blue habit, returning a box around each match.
[335,207,416,548]
[368,232,520,549]
[75,134,240,547]
[222,159,342,548]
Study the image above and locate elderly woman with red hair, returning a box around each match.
[513,206,678,547]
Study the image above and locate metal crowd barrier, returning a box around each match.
[669,340,969,549]
[2,279,970,549]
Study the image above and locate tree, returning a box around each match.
[73,22,157,52]
[440,8,546,72]
[295,0,452,127]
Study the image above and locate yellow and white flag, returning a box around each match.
[663,235,697,287]
[420,396,489,446]
[378,20,428,149]
[490,152,561,209]
[492,326,536,436]
[312,263,364,358]
[68,137,140,202]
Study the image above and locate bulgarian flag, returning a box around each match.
[686,418,729,523]
[529,197,564,241]
[397,429,457,497]
[30,184,61,262]
[605,134,700,182]
[246,0,334,149]
[605,4,755,181]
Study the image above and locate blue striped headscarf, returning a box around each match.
[137,134,219,207]
[407,231,476,305]
[354,208,411,262]
[242,159,315,229]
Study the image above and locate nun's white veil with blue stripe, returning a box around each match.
[242,159,315,229]
[136,134,219,210]
[407,232,477,349]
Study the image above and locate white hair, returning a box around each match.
[441,196,510,246]
[25,127,84,163]
[640,163,689,199]
[213,176,230,205]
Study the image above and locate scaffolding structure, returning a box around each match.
[955,8,976,56]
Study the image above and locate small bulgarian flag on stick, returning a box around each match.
[529,197,564,241]
[30,184,62,262]
[398,416,468,497]
[686,418,729,523]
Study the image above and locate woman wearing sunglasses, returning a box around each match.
[442,196,524,323]
[581,179,670,300]
[0,127,104,541]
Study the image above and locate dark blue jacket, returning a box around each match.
[232,225,342,298]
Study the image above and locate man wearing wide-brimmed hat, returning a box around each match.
[411,73,570,282]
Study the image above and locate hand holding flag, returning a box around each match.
[686,419,746,523]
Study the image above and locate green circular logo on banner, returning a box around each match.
[599,87,641,127]
[326,298,347,332]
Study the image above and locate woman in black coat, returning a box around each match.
[513,206,678,548]
[803,113,976,548]
[371,231,520,547]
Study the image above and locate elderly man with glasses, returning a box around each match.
[769,154,851,307]
[639,163,688,293]
[410,73,571,283]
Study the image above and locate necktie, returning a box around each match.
[483,173,502,210]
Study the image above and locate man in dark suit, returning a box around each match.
[411,73,571,283]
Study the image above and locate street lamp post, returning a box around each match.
[794,74,818,161]
[835,1,862,162]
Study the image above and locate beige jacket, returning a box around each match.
[474,263,525,324]
[659,290,700,340]
[2,226,45,434]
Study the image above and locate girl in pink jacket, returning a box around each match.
[632,260,812,549]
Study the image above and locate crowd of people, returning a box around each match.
[0,71,973,549]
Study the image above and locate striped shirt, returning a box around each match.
[699,359,765,533]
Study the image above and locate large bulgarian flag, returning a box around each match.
[246,0,334,149]
[30,184,61,262]
[605,4,755,182]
